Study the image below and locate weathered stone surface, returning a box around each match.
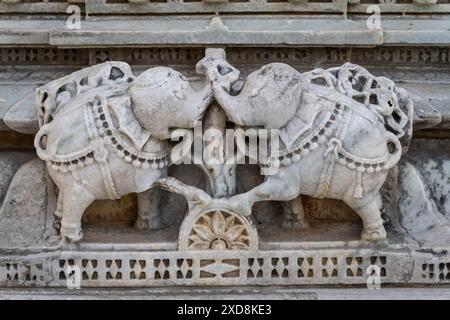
[0,3,450,294]
[30,55,415,244]
[401,82,450,129]
[5,287,450,300]
[85,0,450,16]
[3,91,38,134]
[0,151,35,206]
[0,158,50,248]
[0,287,318,300]
[409,91,442,130]
[398,160,450,246]
[33,60,212,242]
[197,55,413,241]
[7,50,450,290]
[2,17,450,47]
[0,84,38,131]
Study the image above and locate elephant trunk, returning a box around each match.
[212,84,252,126]
[189,82,214,128]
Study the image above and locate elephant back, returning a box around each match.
[262,63,412,179]
[278,63,413,153]
[36,61,134,128]
[325,63,413,152]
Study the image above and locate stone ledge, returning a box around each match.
[1,287,450,300]
[1,17,450,47]
[86,1,450,16]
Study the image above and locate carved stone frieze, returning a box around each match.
[0,47,449,290]
[27,50,415,245]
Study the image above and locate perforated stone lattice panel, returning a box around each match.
[0,260,46,287]
[411,256,450,283]
[2,249,448,287]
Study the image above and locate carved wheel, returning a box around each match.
[179,208,258,251]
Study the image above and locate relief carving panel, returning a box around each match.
[0,48,449,288]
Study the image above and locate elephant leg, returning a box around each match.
[60,185,95,242]
[53,190,63,232]
[135,188,163,231]
[345,196,386,241]
[228,169,302,217]
[281,196,309,229]
[55,190,63,218]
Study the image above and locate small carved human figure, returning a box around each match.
[34,62,212,242]
[197,57,413,241]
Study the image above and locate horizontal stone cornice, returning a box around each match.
[0,17,450,47]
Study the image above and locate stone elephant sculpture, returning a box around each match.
[34,62,212,242]
[197,57,413,241]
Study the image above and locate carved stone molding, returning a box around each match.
[2,17,450,47]
[86,0,450,16]
[2,46,450,69]
[0,0,448,16]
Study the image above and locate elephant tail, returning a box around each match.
[384,131,403,170]
[34,126,54,161]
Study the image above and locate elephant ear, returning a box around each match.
[278,88,333,151]
[108,95,151,152]
[36,61,134,128]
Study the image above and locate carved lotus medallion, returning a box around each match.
[187,210,250,250]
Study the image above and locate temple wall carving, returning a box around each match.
[0,4,449,291]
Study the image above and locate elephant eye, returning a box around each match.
[217,65,233,76]
[388,100,393,107]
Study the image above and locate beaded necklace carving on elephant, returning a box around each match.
[197,58,413,241]
[33,57,414,244]
[34,61,213,242]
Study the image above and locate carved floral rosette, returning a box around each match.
[178,207,258,251]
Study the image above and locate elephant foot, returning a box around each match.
[361,224,387,241]
[135,216,163,231]
[282,215,309,229]
[227,195,253,217]
[53,215,62,232]
[61,224,83,243]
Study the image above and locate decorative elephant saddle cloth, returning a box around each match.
[36,61,168,171]
[268,63,410,177]
[277,62,411,153]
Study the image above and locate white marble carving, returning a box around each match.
[1,44,450,291]
[197,55,414,241]
[33,62,212,242]
[33,51,414,245]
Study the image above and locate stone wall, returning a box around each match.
[0,2,449,289]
